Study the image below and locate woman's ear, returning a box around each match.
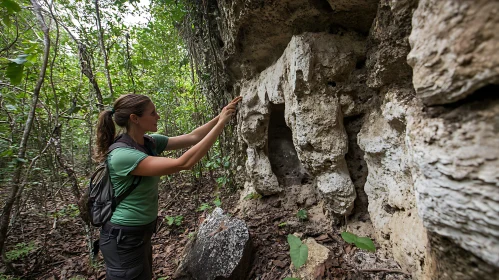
[130,114,138,124]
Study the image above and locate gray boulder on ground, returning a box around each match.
[174,208,252,280]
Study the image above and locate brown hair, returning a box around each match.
[94,94,152,162]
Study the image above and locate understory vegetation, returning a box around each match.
[0,0,234,277]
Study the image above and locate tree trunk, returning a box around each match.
[0,0,50,268]
[94,0,114,98]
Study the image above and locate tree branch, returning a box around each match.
[94,0,114,98]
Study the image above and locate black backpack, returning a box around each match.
[87,142,142,227]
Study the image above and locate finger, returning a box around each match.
[231,96,242,104]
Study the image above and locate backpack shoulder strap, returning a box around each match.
[108,142,130,153]
[115,176,142,206]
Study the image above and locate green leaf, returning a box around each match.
[287,235,309,268]
[341,232,357,244]
[5,104,16,111]
[8,54,28,64]
[213,197,221,207]
[1,0,21,14]
[341,232,376,252]
[197,203,211,212]
[26,54,38,63]
[6,62,24,85]
[15,157,27,163]
[174,215,183,226]
[287,234,302,249]
[355,236,376,252]
[243,192,261,200]
[0,148,13,157]
[2,14,11,27]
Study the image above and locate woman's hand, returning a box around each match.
[219,96,242,124]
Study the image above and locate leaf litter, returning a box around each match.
[3,177,411,280]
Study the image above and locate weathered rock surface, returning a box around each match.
[290,238,330,280]
[407,93,499,267]
[215,0,378,81]
[174,208,252,280]
[407,0,499,105]
[358,86,429,278]
[366,0,416,88]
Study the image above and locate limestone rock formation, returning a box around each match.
[174,208,252,280]
[239,32,370,216]
[407,0,499,105]
[190,0,499,278]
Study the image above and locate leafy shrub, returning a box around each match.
[165,215,184,226]
[5,241,37,261]
[296,209,307,221]
[187,232,196,240]
[216,176,229,188]
[50,203,80,219]
[0,274,22,280]
[197,203,211,212]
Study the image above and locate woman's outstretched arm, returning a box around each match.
[130,96,241,176]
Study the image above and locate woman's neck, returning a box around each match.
[126,128,145,145]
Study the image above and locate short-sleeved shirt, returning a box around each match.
[107,134,169,226]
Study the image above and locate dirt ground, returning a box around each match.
[2,176,411,280]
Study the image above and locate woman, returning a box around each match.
[95,93,242,279]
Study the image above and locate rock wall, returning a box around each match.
[189,0,499,278]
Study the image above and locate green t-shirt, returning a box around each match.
[107,134,169,226]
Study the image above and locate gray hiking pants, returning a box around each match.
[99,220,156,279]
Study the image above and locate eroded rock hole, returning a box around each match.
[344,114,369,219]
[355,58,366,69]
[268,104,307,186]
[308,0,333,13]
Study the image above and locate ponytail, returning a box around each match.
[94,110,116,162]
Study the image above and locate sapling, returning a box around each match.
[296,209,308,221]
[341,231,376,252]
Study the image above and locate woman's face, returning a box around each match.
[136,102,160,132]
